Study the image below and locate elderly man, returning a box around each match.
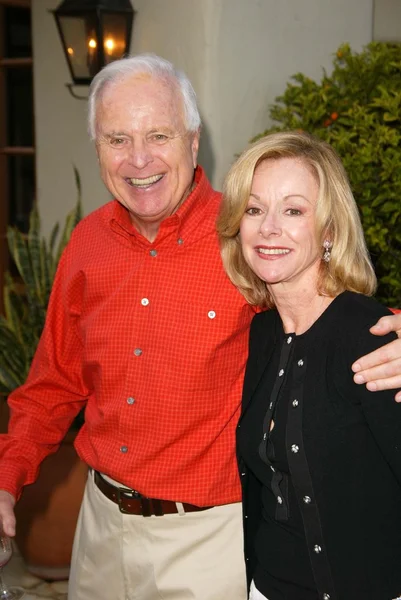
[0,54,400,600]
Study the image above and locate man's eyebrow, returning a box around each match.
[104,131,127,137]
[148,127,174,134]
[101,131,127,139]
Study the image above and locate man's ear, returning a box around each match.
[191,128,201,168]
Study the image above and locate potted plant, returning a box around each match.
[252,41,401,306]
[0,168,88,580]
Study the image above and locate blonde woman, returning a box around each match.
[218,131,401,600]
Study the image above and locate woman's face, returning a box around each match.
[240,157,322,294]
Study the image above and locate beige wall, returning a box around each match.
[33,0,374,235]
[199,0,373,188]
[32,0,108,236]
[373,0,401,41]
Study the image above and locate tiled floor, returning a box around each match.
[2,546,68,600]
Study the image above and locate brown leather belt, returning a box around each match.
[94,471,213,516]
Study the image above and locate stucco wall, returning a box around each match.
[33,0,374,235]
[201,0,373,188]
[373,0,401,41]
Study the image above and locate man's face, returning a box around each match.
[95,73,200,241]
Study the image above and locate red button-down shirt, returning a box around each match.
[1,167,256,505]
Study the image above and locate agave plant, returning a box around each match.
[0,167,82,393]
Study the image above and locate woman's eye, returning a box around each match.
[245,207,261,216]
[286,208,302,216]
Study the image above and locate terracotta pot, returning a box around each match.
[14,432,88,580]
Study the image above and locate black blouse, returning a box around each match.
[238,292,401,600]
[239,324,318,599]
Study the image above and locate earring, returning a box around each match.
[323,240,332,263]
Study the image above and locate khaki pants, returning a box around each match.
[68,472,247,600]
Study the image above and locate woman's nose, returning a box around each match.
[259,213,282,237]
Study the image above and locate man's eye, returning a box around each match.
[110,138,124,146]
[152,134,168,142]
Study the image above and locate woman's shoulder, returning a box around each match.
[327,291,397,362]
[333,291,393,328]
[248,307,280,348]
[251,307,279,330]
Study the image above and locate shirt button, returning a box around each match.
[127,397,135,405]
[303,495,312,504]
[291,444,299,453]
[298,359,304,367]
[149,249,157,257]
[277,496,283,504]
[120,445,128,453]
[314,544,322,554]
[278,369,284,377]
[177,238,183,245]
[287,336,292,344]
[141,298,149,306]
[323,594,331,600]
[208,311,216,319]
[134,348,142,356]
[292,399,299,407]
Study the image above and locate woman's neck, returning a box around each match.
[269,284,335,335]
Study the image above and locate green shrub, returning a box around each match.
[0,168,82,393]
[253,42,401,306]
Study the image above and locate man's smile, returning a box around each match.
[126,174,164,188]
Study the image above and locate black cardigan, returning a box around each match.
[237,292,401,600]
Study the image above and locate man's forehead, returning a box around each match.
[97,73,186,130]
[102,72,178,100]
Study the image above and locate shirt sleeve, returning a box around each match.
[342,317,401,486]
[0,244,90,498]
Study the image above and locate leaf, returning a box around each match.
[0,167,82,394]
[252,40,401,306]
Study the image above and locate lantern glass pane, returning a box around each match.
[102,13,129,64]
[58,15,99,79]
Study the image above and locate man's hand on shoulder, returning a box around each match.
[0,491,16,536]
[352,312,401,402]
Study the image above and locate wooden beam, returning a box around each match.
[0,57,33,67]
[0,0,30,8]
[0,146,35,155]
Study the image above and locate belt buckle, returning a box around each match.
[116,487,142,515]
[116,487,165,517]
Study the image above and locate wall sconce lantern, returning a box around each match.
[53,0,135,94]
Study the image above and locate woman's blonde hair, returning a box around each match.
[217,131,376,308]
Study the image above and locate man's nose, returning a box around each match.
[127,139,153,169]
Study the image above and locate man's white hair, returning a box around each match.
[87,53,201,139]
